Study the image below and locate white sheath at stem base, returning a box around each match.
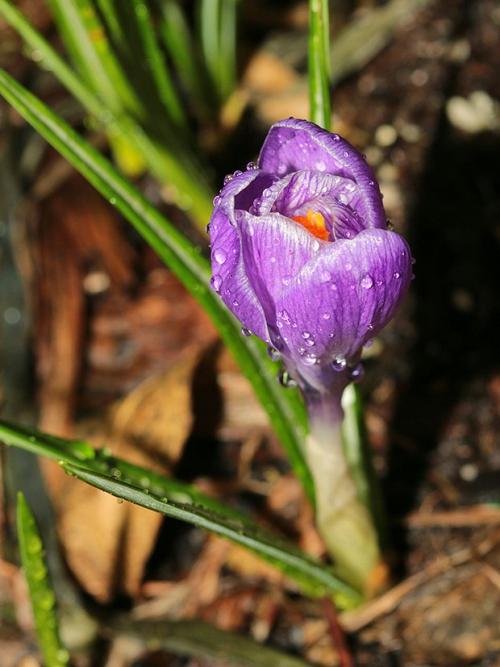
[305,403,383,596]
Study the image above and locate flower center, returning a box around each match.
[292,209,329,241]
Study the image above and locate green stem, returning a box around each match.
[303,386,382,594]
[308,0,331,130]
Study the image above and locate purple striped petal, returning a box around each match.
[275,229,412,366]
[258,118,386,230]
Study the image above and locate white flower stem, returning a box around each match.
[304,388,385,596]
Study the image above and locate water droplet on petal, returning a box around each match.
[246,161,257,170]
[278,309,292,324]
[267,346,281,361]
[332,357,347,371]
[213,195,221,206]
[386,219,394,230]
[210,275,222,292]
[304,338,315,347]
[393,271,401,279]
[302,331,311,339]
[316,160,326,171]
[282,275,292,286]
[232,299,239,307]
[322,312,331,320]
[350,362,364,381]
[361,275,373,289]
[223,174,233,185]
[214,248,227,264]
[301,354,318,366]
[241,327,252,336]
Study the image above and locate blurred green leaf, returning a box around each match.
[16,493,70,667]
[159,0,213,118]
[200,0,238,102]
[0,0,213,225]
[112,618,313,667]
[0,67,313,504]
[1,421,361,607]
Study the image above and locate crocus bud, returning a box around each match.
[209,118,412,594]
[209,118,411,394]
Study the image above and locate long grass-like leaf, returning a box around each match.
[159,0,213,118]
[46,0,141,115]
[308,0,331,129]
[112,618,312,667]
[129,0,186,128]
[0,68,313,503]
[1,421,360,606]
[16,493,70,667]
[0,1,212,225]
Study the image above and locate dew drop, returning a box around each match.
[302,331,311,339]
[213,195,221,206]
[232,299,239,307]
[246,161,257,170]
[304,338,315,347]
[267,346,281,361]
[322,312,331,320]
[214,248,227,264]
[332,357,347,371]
[278,369,297,387]
[278,309,292,324]
[270,256,276,263]
[316,160,326,171]
[223,174,233,184]
[301,354,318,366]
[241,327,252,336]
[361,275,373,289]
[282,275,292,286]
[386,219,394,230]
[393,271,401,279]
[350,362,364,381]
[210,275,222,292]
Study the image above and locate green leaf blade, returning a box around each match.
[0,68,313,504]
[1,421,360,607]
[308,0,331,130]
[16,493,70,667]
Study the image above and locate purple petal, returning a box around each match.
[238,212,322,332]
[274,228,412,364]
[258,118,386,230]
[209,209,269,341]
[215,168,277,221]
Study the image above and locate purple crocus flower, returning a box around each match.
[209,118,412,592]
[209,118,411,394]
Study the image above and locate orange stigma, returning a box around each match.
[292,209,329,241]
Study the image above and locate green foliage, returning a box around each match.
[0,67,314,505]
[16,493,70,667]
[309,0,331,130]
[1,421,361,607]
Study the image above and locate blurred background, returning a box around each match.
[0,0,499,665]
